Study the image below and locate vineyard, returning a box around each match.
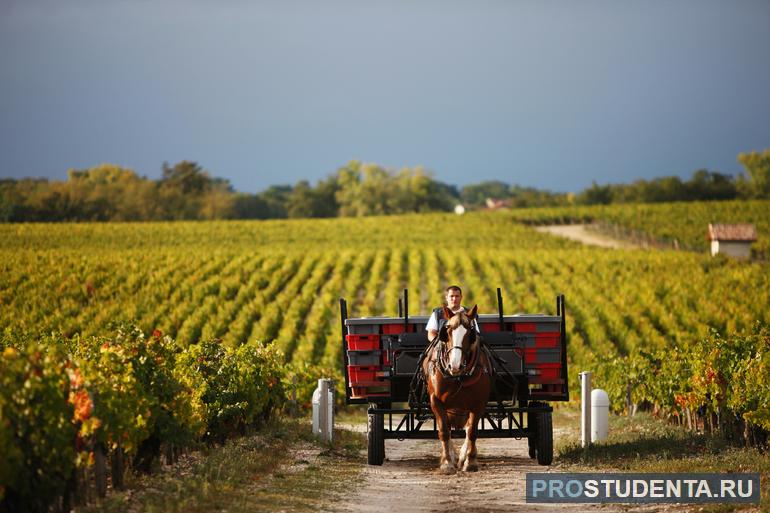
[1,204,769,510]
[505,199,770,255]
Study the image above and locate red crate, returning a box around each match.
[346,334,380,351]
[535,333,560,347]
[514,323,537,333]
[535,363,562,379]
[382,324,403,335]
[525,347,561,364]
[350,386,390,398]
[347,365,383,385]
[530,383,566,394]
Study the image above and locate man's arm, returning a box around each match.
[426,311,438,341]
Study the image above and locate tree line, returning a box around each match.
[1,150,768,222]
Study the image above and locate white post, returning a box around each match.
[312,378,334,443]
[591,389,609,443]
[580,371,592,448]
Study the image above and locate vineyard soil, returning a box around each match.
[535,224,637,249]
[336,420,616,512]
[336,409,705,513]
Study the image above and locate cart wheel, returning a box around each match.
[367,407,384,466]
[527,401,545,459]
[536,408,553,466]
[527,413,537,459]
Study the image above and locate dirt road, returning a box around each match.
[336,419,622,513]
[535,224,636,249]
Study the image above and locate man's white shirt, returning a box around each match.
[425,307,480,333]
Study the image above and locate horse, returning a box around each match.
[422,305,491,473]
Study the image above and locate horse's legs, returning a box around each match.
[431,399,456,473]
[459,411,480,472]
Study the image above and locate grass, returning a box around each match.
[553,407,768,512]
[81,415,365,513]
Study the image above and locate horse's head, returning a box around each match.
[439,305,478,376]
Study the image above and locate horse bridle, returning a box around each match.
[438,318,477,378]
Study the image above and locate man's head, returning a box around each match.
[445,285,463,311]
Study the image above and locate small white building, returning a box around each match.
[707,223,757,259]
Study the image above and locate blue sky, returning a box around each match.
[1,0,769,193]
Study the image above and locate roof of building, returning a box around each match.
[707,223,758,242]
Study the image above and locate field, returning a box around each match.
[2,208,769,383]
[2,202,769,509]
[506,199,770,255]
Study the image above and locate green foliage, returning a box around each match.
[0,206,768,508]
[737,149,770,198]
[576,168,743,205]
[0,327,286,511]
[333,160,455,216]
[177,339,286,442]
[506,199,770,256]
[595,324,770,445]
[0,342,75,512]
[3,150,768,222]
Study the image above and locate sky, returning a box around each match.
[1,0,769,194]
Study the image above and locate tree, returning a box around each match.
[577,181,613,205]
[335,161,364,217]
[737,150,770,199]
[686,169,736,201]
[460,181,510,207]
[158,161,214,219]
[160,161,211,195]
[256,185,292,218]
[287,180,316,219]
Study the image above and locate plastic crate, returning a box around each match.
[514,322,560,333]
[534,362,562,379]
[382,324,404,335]
[535,333,560,347]
[529,383,566,395]
[517,333,560,348]
[347,350,380,366]
[346,334,380,351]
[347,365,387,385]
[479,322,502,332]
[524,347,561,364]
[347,323,379,334]
[350,385,390,398]
[514,323,537,333]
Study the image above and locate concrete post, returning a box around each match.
[580,371,592,448]
[312,378,334,443]
[591,388,609,442]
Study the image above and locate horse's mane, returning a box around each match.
[445,310,472,329]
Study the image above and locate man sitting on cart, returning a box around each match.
[426,285,480,342]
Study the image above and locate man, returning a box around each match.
[426,285,477,341]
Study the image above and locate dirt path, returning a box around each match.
[336,419,622,513]
[535,224,636,249]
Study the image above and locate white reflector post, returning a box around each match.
[312,378,334,443]
[591,389,609,443]
[579,371,592,448]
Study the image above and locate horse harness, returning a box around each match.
[409,315,522,418]
[409,316,489,415]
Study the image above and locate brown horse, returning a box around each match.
[423,305,491,473]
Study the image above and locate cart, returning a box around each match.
[340,289,569,466]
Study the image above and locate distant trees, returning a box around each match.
[1,149,768,222]
[737,150,770,198]
[459,180,567,208]
[332,161,455,216]
[575,167,754,205]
